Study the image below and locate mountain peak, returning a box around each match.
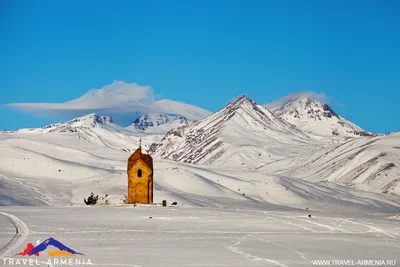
[225,95,257,110]
[68,113,115,125]
[267,93,364,138]
[126,113,191,134]
[230,94,251,103]
[43,113,116,132]
[8,113,119,134]
[236,94,250,101]
[265,92,326,111]
[283,93,322,108]
[271,93,339,120]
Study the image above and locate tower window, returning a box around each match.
[138,169,142,177]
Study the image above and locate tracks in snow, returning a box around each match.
[0,212,30,259]
[223,234,289,267]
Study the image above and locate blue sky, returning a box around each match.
[1,0,399,133]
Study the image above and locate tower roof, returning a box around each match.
[128,147,153,171]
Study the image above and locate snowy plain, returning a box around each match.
[1,206,400,267]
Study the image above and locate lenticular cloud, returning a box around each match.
[6,81,211,121]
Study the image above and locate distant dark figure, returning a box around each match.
[172,202,177,205]
[308,214,312,218]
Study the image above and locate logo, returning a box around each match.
[3,237,92,266]
[15,237,84,257]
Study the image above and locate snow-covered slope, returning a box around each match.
[267,93,370,139]
[258,135,400,195]
[0,131,399,214]
[126,113,192,134]
[150,95,320,168]
[389,132,400,137]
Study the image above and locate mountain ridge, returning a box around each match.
[1,94,399,203]
[7,113,119,134]
[126,113,192,134]
[149,95,319,168]
[4,93,370,139]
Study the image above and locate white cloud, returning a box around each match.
[6,81,212,121]
[264,91,328,109]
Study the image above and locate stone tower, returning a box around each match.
[127,143,153,204]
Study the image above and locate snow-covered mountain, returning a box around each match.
[126,113,192,134]
[9,113,119,134]
[7,113,161,152]
[149,95,320,168]
[266,93,371,139]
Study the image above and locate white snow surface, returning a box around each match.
[1,206,400,267]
